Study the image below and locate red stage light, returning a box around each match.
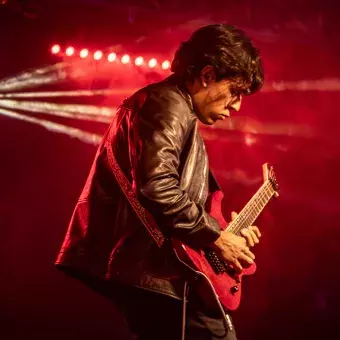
[148,58,157,68]
[161,60,170,70]
[121,54,130,64]
[51,44,61,55]
[65,47,75,57]
[80,49,89,59]
[245,134,256,146]
[108,52,117,62]
[135,56,144,66]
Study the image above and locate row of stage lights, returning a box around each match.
[51,44,171,71]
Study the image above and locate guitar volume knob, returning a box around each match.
[230,285,239,294]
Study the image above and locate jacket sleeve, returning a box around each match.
[135,89,221,249]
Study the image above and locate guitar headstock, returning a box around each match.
[262,163,279,198]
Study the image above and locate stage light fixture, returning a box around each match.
[94,50,103,61]
[121,54,130,64]
[65,46,75,56]
[80,49,89,59]
[51,44,60,54]
[107,52,117,62]
[161,60,170,70]
[135,56,144,66]
[148,58,157,68]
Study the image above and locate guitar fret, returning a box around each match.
[228,181,274,235]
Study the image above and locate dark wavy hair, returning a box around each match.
[171,24,264,95]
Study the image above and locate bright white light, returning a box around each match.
[161,60,171,70]
[65,47,75,56]
[0,89,134,98]
[108,52,117,62]
[148,58,157,68]
[121,54,130,64]
[80,49,89,58]
[135,56,144,66]
[0,107,102,146]
[94,51,103,60]
[51,44,60,54]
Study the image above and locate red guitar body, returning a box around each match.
[172,190,256,311]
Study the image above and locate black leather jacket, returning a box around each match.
[55,76,222,299]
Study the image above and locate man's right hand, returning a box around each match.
[211,230,255,273]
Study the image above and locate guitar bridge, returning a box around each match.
[205,250,228,274]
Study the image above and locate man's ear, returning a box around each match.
[200,65,216,87]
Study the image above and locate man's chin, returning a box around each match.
[201,119,214,126]
[196,115,213,125]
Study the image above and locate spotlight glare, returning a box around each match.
[161,60,170,70]
[108,52,117,62]
[135,56,144,66]
[148,58,157,68]
[245,134,256,146]
[65,46,75,56]
[94,50,103,61]
[121,54,130,64]
[51,44,61,54]
[80,49,89,59]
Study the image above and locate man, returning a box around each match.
[56,24,264,340]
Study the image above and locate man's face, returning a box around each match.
[189,67,243,125]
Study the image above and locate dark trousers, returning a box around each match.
[112,283,238,340]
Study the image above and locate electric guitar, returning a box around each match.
[172,163,279,311]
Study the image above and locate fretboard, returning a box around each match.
[227,181,275,235]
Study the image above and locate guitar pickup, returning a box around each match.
[204,250,229,274]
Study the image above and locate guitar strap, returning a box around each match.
[105,124,166,248]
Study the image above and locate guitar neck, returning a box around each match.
[227,181,275,235]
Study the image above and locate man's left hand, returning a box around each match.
[231,211,261,248]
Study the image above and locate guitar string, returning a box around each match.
[228,181,275,234]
